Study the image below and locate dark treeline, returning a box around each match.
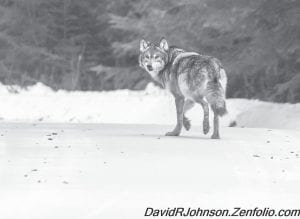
[0,0,299,102]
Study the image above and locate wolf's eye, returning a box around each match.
[154,55,159,59]
[145,54,150,59]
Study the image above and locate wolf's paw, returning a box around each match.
[211,133,220,139]
[183,117,191,131]
[165,131,180,136]
[203,120,210,135]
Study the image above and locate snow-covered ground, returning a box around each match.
[0,123,299,219]
[0,83,300,218]
[0,82,300,129]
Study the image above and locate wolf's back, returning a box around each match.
[166,48,228,116]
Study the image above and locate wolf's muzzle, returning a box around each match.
[146,65,153,71]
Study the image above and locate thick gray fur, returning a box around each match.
[139,38,227,139]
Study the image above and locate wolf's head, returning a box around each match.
[139,38,169,78]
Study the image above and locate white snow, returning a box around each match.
[0,123,299,219]
[0,83,300,218]
[0,82,300,130]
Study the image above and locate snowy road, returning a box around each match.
[0,123,299,218]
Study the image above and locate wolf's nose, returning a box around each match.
[146,65,153,71]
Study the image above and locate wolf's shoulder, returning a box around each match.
[167,46,185,62]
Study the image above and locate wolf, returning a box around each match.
[139,38,227,139]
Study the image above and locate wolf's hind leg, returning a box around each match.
[183,100,195,131]
[211,106,220,139]
[195,98,210,135]
[166,97,185,136]
[206,78,227,139]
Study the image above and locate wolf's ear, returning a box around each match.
[140,39,149,52]
[159,38,169,51]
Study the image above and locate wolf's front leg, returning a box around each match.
[166,97,184,136]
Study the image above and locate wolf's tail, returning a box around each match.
[206,71,227,117]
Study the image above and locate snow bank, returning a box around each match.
[0,83,299,129]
